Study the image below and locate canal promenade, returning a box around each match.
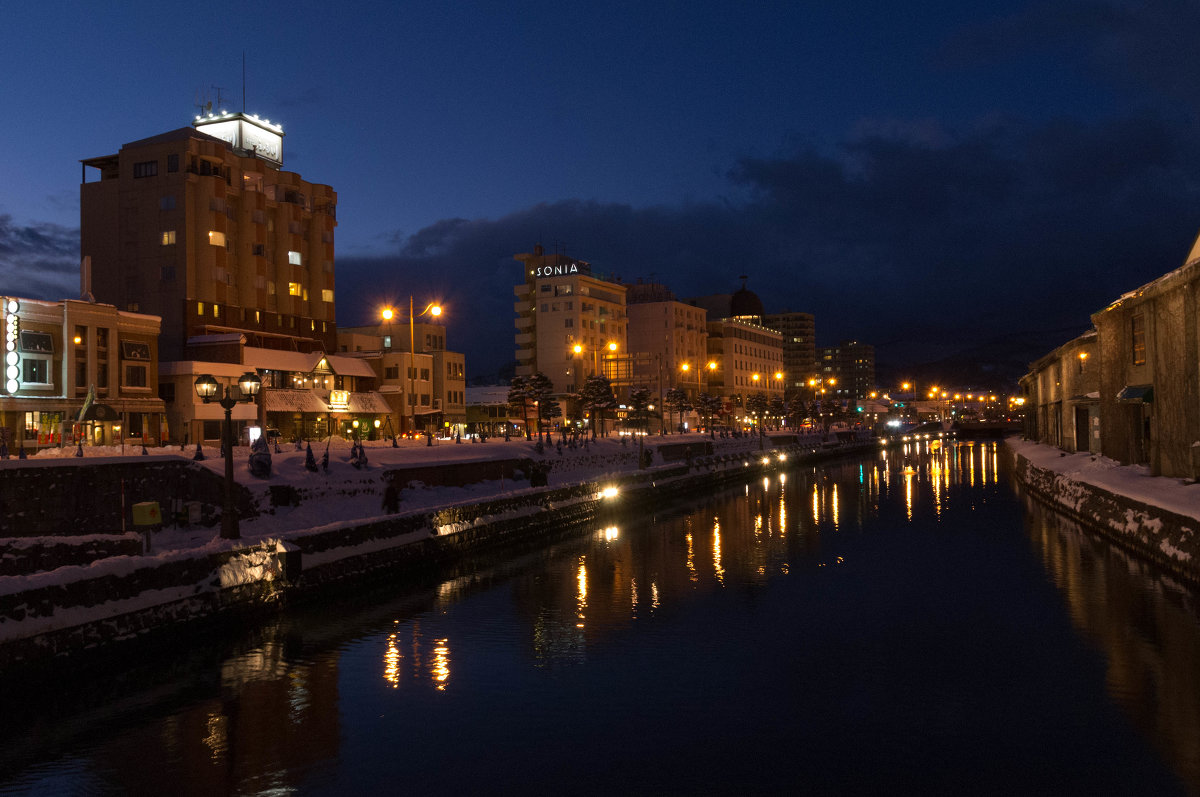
[0,431,835,665]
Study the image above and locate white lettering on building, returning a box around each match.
[535,264,580,278]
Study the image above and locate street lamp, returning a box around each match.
[195,371,261,540]
[404,297,443,436]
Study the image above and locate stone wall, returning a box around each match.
[1009,445,1200,584]
[0,458,250,537]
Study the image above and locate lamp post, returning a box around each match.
[195,371,261,540]
[401,297,442,436]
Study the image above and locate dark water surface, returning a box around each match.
[2,441,1199,795]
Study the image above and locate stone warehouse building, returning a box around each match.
[1023,233,1200,479]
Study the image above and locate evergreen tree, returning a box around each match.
[580,374,616,438]
[695,392,723,437]
[525,372,556,442]
[664,387,692,434]
[507,375,534,440]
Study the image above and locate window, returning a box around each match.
[288,250,303,265]
[383,335,392,349]
[22,358,49,385]
[159,195,176,210]
[158,382,175,403]
[197,302,205,316]
[408,366,417,379]
[420,394,430,406]
[252,244,265,256]
[322,289,334,303]
[124,365,147,388]
[288,282,302,296]
[420,368,430,380]
[1132,313,1146,365]
[212,304,220,318]
[161,230,176,245]
[565,318,574,328]
[133,160,158,178]
[160,265,175,282]
[385,365,399,379]
[208,230,226,246]
[167,154,179,173]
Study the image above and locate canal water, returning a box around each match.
[1,440,1199,795]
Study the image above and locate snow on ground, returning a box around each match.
[1009,438,1200,521]
[11,433,769,556]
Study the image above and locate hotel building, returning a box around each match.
[80,111,337,361]
[513,245,628,395]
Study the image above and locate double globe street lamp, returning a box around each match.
[194,371,262,540]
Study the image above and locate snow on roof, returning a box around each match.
[347,392,391,413]
[325,354,375,378]
[466,386,511,405]
[263,389,328,413]
[243,348,323,373]
[187,333,246,345]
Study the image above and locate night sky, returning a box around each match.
[4,1,1200,380]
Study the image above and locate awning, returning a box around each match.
[1117,385,1153,403]
[80,403,120,422]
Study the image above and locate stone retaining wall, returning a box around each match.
[1008,445,1200,584]
[0,441,875,667]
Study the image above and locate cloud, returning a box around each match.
[339,110,1200,379]
[0,215,80,299]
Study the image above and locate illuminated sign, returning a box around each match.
[534,263,581,278]
[3,298,18,394]
[194,113,284,166]
[329,389,350,411]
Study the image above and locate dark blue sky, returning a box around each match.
[3,1,1200,378]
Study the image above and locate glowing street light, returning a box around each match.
[194,371,261,539]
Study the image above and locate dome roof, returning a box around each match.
[730,278,764,318]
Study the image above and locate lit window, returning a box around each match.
[208,230,226,246]
[197,302,205,316]
[288,282,302,296]
[1131,313,1146,365]
[322,289,334,303]
[22,358,49,385]
[288,250,302,265]
[161,230,176,245]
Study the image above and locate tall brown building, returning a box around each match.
[80,112,337,361]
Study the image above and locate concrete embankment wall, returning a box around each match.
[1008,444,1200,584]
[0,442,874,668]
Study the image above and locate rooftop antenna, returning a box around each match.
[242,52,246,112]
[212,85,227,112]
[193,90,211,116]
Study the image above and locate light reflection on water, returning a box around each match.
[2,441,1199,795]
